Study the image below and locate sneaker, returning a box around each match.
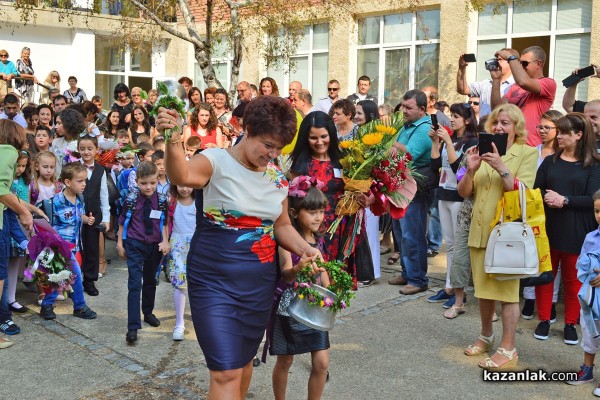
[550,303,557,324]
[0,319,21,335]
[173,326,185,341]
[443,294,467,309]
[427,249,439,258]
[521,299,535,320]
[144,313,161,327]
[534,320,550,340]
[594,384,600,397]
[40,305,56,320]
[73,306,97,319]
[427,289,452,303]
[564,324,579,345]
[566,364,594,385]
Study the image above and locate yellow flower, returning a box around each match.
[339,140,353,149]
[320,300,325,307]
[376,125,396,135]
[298,294,304,299]
[362,133,384,146]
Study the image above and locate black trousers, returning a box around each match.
[81,224,100,282]
[125,239,161,330]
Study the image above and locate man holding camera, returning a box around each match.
[491,46,556,147]
[456,50,516,118]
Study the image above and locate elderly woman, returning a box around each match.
[0,120,34,348]
[533,113,600,345]
[458,103,537,369]
[329,98,357,141]
[160,95,322,399]
[15,47,38,104]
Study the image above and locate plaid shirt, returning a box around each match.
[52,191,85,251]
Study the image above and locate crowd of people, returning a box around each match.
[3,42,600,398]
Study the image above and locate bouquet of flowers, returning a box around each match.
[329,113,417,258]
[150,81,187,142]
[294,260,355,313]
[24,228,76,295]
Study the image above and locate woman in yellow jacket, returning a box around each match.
[458,104,538,370]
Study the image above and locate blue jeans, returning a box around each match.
[125,239,161,330]
[41,253,86,310]
[427,194,442,251]
[392,194,433,287]
[0,215,12,322]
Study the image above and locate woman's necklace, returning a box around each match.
[229,147,259,171]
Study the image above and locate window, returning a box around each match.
[475,0,593,109]
[355,10,440,106]
[267,24,330,100]
[95,38,155,107]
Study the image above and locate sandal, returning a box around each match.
[492,313,499,322]
[465,334,494,356]
[478,347,518,370]
[388,252,401,265]
[443,305,465,319]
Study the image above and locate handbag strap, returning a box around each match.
[499,180,527,224]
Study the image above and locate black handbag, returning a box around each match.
[105,169,120,208]
[354,234,375,282]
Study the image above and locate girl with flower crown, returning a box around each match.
[270,176,331,400]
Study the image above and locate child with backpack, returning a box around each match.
[117,162,170,344]
[38,162,98,321]
[77,134,110,296]
[166,184,196,341]
[151,150,170,196]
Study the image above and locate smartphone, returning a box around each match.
[463,53,477,63]
[562,65,596,88]
[478,133,507,156]
[430,113,439,130]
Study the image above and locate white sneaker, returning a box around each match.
[98,273,103,279]
[173,326,185,341]
[593,384,600,397]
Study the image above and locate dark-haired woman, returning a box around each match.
[533,113,600,345]
[50,108,86,176]
[22,106,38,150]
[161,95,321,398]
[183,103,222,149]
[36,104,53,129]
[427,103,478,317]
[186,86,203,124]
[111,83,133,124]
[101,109,126,140]
[128,105,155,143]
[290,111,344,263]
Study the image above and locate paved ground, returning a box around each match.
[3,245,597,399]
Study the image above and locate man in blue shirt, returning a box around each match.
[389,89,434,295]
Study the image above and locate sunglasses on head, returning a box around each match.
[468,101,480,106]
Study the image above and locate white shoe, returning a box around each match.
[593,384,600,397]
[56,294,65,301]
[98,273,103,279]
[173,326,185,341]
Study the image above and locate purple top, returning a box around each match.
[118,192,162,244]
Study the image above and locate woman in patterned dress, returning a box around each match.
[161,96,323,399]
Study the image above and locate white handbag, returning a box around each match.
[484,181,539,280]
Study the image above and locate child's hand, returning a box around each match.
[158,241,170,255]
[86,212,95,225]
[590,269,600,287]
[117,243,126,259]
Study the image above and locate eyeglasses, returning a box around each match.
[468,101,480,106]
[52,75,58,78]
[328,87,340,92]
[132,94,141,97]
[520,60,539,68]
[0,54,7,58]
[536,125,556,131]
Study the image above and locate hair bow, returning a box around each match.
[289,175,325,198]
[80,131,100,138]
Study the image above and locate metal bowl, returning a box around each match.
[288,285,338,332]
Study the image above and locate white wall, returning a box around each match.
[0,25,95,97]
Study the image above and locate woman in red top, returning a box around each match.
[183,102,223,149]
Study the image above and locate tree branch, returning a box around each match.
[224,0,255,10]
[128,0,201,47]
[176,0,204,45]
[205,0,213,58]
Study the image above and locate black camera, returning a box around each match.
[485,58,499,71]
[95,224,107,232]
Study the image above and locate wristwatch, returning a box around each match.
[500,171,510,178]
[507,55,518,62]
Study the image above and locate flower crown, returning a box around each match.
[289,176,325,198]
